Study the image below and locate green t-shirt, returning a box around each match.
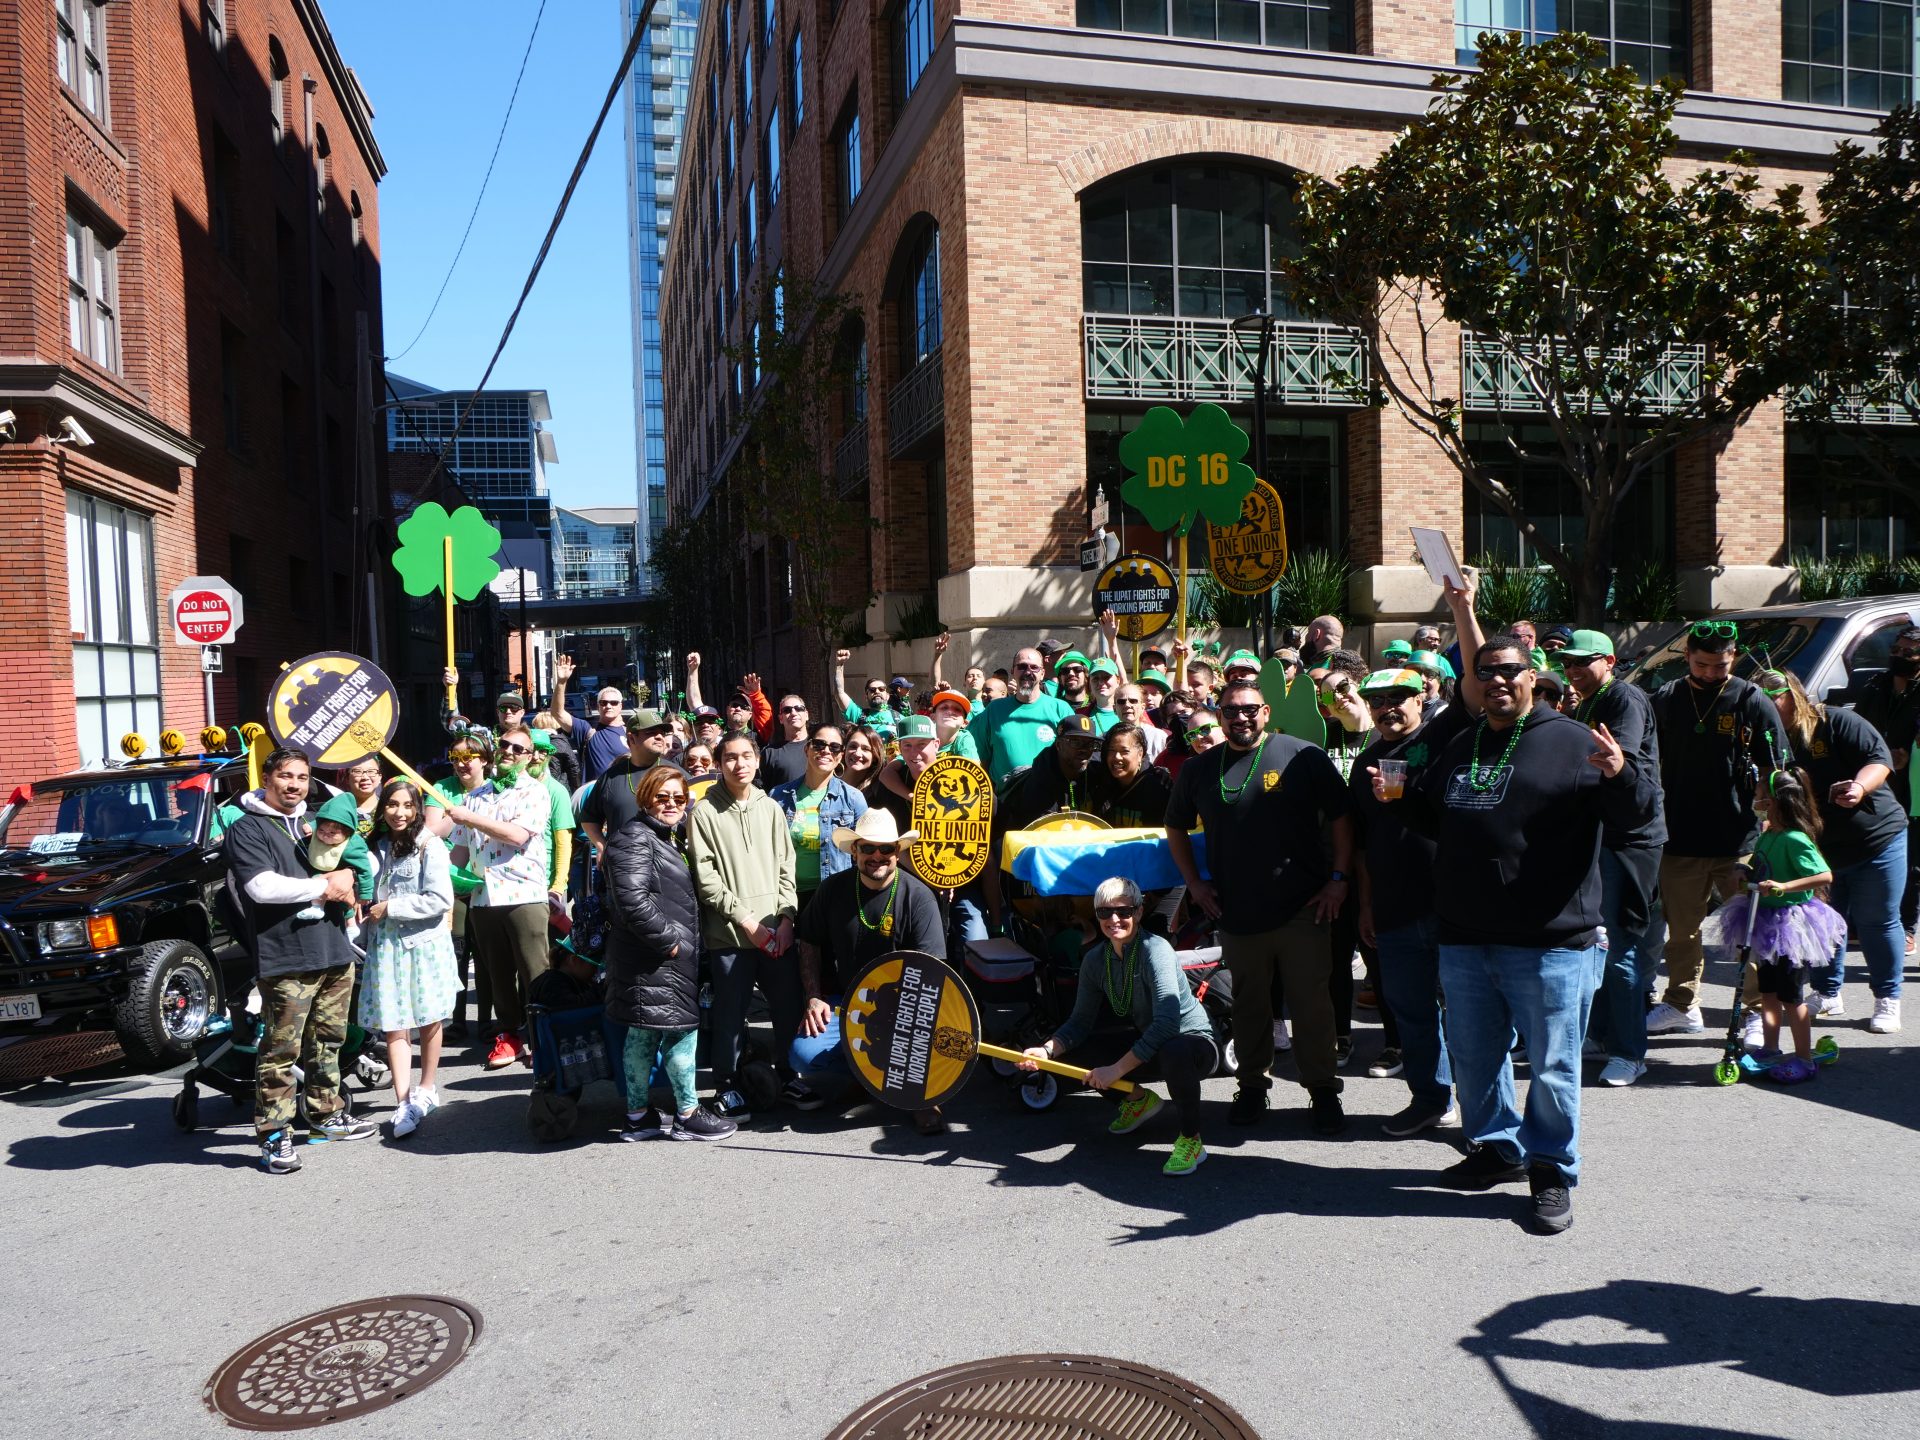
[968,693,1077,790]
[790,781,827,890]
[842,701,903,742]
[1084,708,1119,738]
[938,728,981,761]
[1753,827,1828,908]
[540,773,575,835]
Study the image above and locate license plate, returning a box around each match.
[0,994,42,1022]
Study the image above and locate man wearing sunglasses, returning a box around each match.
[1165,680,1355,1133]
[1647,620,1787,1037]
[1557,629,1667,1085]
[832,649,910,743]
[969,647,1076,791]
[1377,629,1657,1234]
[758,694,814,790]
[549,654,639,784]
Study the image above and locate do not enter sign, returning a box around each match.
[169,576,244,647]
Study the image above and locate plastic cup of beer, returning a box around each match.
[1378,759,1407,800]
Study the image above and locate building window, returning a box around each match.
[1784,0,1918,110]
[1454,0,1690,83]
[1081,162,1305,319]
[763,0,776,49]
[900,225,941,367]
[1789,425,1920,558]
[204,0,226,57]
[835,101,862,221]
[221,322,245,451]
[892,0,936,115]
[1460,421,1673,567]
[1077,0,1352,51]
[211,129,241,265]
[349,191,367,288]
[766,106,781,200]
[315,124,331,215]
[268,38,289,146]
[790,29,805,128]
[276,213,301,333]
[726,115,736,180]
[66,491,162,769]
[56,0,109,123]
[65,209,119,371]
[742,38,754,125]
[745,182,758,267]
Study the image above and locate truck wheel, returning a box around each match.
[114,940,222,1069]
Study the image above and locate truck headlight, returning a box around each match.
[38,919,88,952]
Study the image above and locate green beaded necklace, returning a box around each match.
[1218,736,1268,805]
[857,873,900,937]
[1574,678,1612,729]
[1104,936,1140,1015]
[1469,712,1528,792]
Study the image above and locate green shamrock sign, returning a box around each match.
[391,502,503,601]
[1118,404,1259,536]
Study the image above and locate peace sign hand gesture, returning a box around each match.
[1587,723,1625,779]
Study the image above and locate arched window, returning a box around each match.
[1081,161,1304,320]
[268,38,289,145]
[349,191,364,247]
[315,124,331,214]
[898,225,940,368]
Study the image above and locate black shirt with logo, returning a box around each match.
[1795,704,1904,870]
[794,866,946,994]
[1650,675,1787,858]
[1348,706,1472,935]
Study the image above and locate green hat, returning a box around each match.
[1222,649,1260,674]
[1381,639,1414,661]
[528,728,556,753]
[313,791,362,831]
[625,707,668,732]
[1359,667,1424,696]
[1055,650,1091,672]
[1138,668,1174,692]
[1558,629,1615,661]
[1088,656,1119,678]
[1408,649,1455,680]
[896,713,938,743]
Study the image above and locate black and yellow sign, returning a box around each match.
[267,652,400,768]
[1206,477,1289,596]
[687,776,718,805]
[909,755,994,890]
[841,951,980,1109]
[1093,553,1177,642]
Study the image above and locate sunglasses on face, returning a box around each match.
[449,750,484,763]
[809,740,844,753]
[1560,653,1606,669]
[1320,682,1357,701]
[856,843,897,857]
[1219,703,1263,719]
[780,704,807,713]
[497,743,532,756]
[1094,905,1139,921]
[1014,663,1043,673]
[1366,692,1417,710]
[1475,662,1532,682]
[1690,620,1738,640]
[597,699,624,708]
[651,792,688,808]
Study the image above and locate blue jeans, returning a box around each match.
[1440,941,1603,1183]
[788,996,849,1075]
[1592,847,1659,1063]
[1374,916,1452,1112]
[1816,830,1907,1002]
[947,887,988,961]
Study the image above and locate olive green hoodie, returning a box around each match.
[687,780,798,948]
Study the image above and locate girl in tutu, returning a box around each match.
[1705,767,1846,1084]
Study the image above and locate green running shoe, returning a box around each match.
[1108,1089,1164,1135]
[1163,1134,1207,1177]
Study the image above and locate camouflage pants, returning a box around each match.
[254,965,353,1137]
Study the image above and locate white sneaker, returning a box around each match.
[1740,1011,1766,1051]
[413,1086,441,1118]
[1598,1056,1647,1087]
[1271,1019,1292,1052]
[1645,1002,1704,1034]
[1810,992,1846,1020]
[389,1098,424,1139]
[1870,997,1903,1034]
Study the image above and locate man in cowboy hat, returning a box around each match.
[792,809,950,1132]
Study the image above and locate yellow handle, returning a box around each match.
[976,1040,1136,1094]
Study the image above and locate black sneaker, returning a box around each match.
[671,1106,738,1141]
[1366,1047,1404,1079]
[1228,1086,1269,1126]
[620,1108,670,1142]
[710,1088,753,1123]
[781,1076,826,1111]
[306,1112,378,1144]
[1334,1036,1355,1069]
[1527,1162,1573,1234]
[258,1129,302,1174]
[1438,1143,1528,1190]
[1308,1086,1347,1136]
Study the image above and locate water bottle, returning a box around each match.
[558,1036,584,1091]
[584,1034,610,1084]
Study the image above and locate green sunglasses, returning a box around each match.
[1689,620,1739,641]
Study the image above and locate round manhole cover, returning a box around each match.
[203,1294,480,1431]
[826,1353,1260,1438]
[0,1030,123,1083]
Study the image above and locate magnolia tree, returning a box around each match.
[1284,33,1829,624]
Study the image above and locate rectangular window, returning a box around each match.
[220,322,245,452]
[1454,0,1689,83]
[204,0,226,56]
[1077,0,1352,50]
[763,0,776,49]
[745,182,758,267]
[836,103,863,222]
[1460,420,1673,567]
[742,38,754,125]
[66,490,161,768]
[790,30,805,129]
[276,214,301,333]
[1788,425,1920,558]
[57,0,109,123]
[211,130,241,264]
[65,210,119,371]
[766,107,781,200]
[893,0,936,114]
[1784,0,1916,110]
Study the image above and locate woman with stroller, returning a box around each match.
[359,779,459,1138]
[1018,877,1220,1177]
[603,765,736,1142]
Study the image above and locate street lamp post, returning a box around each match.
[1229,311,1276,656]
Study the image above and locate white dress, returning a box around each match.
[358,833,459,1032]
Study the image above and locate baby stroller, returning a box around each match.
[171,1011,357,1133]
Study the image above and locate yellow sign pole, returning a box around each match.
[1175,530,1190,648]
[442,536,457,713]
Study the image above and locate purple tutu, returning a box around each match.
[1701,894,1848,969]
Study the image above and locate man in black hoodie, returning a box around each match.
[1384,635,1658,1235]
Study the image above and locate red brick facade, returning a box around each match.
[0,0,383,780]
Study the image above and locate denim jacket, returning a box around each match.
[769,775,868,883]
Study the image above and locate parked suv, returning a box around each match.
[0,755,254,1066]
[1627,596,1920,706]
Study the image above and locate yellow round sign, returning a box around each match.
[841,951,980,1109]
[266,651,400,768]
[1093,553,1178,642]
[909,754,994,890]
[1206,477,1289,596]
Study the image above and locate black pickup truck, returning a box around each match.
[0,756,255,1066]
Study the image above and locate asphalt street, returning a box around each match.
[3,950,1918,1440]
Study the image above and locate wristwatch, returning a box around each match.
[1329,870,1348,882]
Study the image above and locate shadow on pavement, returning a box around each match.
[5,1092,256,1170]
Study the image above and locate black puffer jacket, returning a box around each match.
[602,812,700,1030]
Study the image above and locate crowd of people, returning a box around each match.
[222,585,1914,1237]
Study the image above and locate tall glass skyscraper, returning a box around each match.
[622,0,700,590]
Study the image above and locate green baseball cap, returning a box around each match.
[1222,649,1261,674]
[1138,668,1174,692]
[1089,657,1119,678]
[1381,639,1414,661]
[1558,629,1615,661]
[1055,649,1091,672]
[625,707,668,732]
[896,713,938,743]
[1360,667,1425,696]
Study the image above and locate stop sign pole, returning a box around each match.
[169,576,245,728]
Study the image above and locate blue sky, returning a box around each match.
[328,1,639,510]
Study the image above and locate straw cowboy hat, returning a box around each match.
[832,808,919,854]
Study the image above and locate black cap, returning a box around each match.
[1057,714,1100,742]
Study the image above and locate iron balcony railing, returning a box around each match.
[1082,314,1368,406]
[833,420,869,496]
[1789,356,1920,427]
[887,348,944,456]
[1460,332,1705,416]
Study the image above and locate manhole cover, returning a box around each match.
[0,1031,124,1083]
[826,1354,1260,1439]
[203,1294,480,1431]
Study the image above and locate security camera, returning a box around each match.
[0,410,15,440]
[52,416,94,447]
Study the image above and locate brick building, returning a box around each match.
[660,0,1914,689]
[0,0,384,778]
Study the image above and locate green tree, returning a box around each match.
[1284,33,1828,624]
